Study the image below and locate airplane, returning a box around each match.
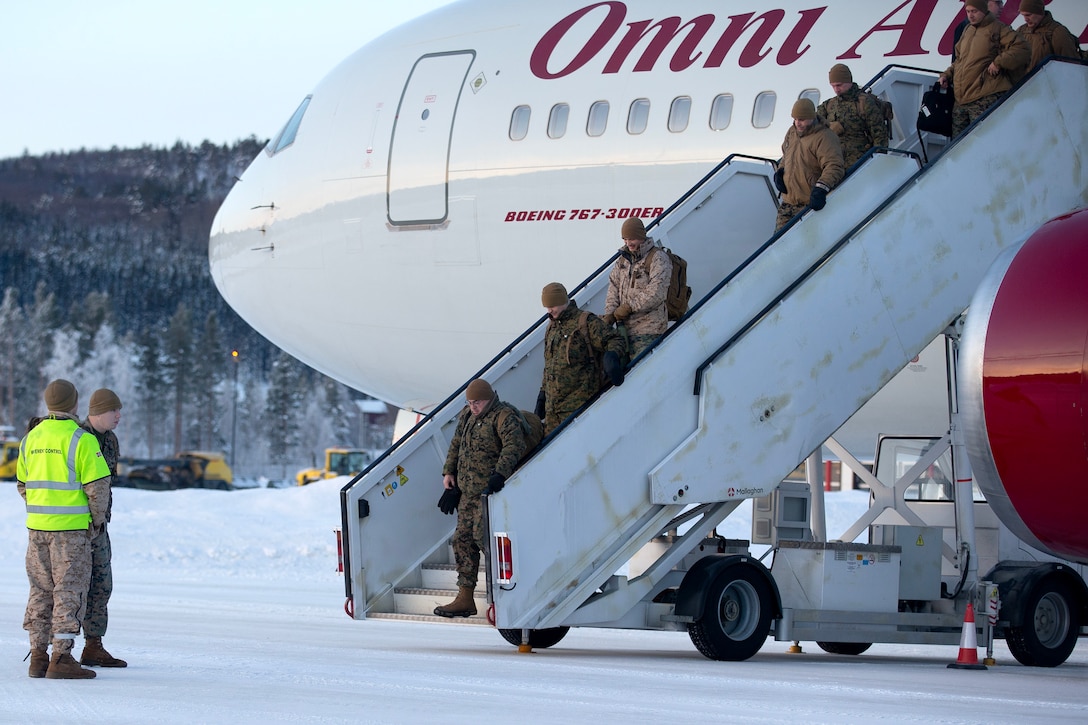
[208,1,1088,560]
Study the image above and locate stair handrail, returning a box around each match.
[689,56,1086,394]
[339,152,777,492]
[339,152,777,604]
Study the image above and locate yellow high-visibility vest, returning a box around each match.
[18,417,110,531]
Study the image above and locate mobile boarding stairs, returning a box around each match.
[340,60,1088,655]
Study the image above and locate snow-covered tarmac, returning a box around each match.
[2,481,1085,724]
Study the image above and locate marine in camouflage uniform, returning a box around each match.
[775,99,844,231]
[604,217,672,358]
[79,388,127,667]
[1016,2,1081,72]
[435,379,526,617]
[18,380,109,679]
[816,63,889,169]
[539,283,627,434]
[940,1,1029,136]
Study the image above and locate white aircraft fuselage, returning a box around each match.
[208,0,1088,410]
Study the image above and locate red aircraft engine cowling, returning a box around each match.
[959,208,1088,565]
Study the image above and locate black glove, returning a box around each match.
[534,390,546,419]
[773,167,787,194]
[603,351,625,387]
[437,487,461,515]
[484,473,506,495]
[809,185,828,211]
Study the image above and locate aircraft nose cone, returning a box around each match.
[208,153,280,305]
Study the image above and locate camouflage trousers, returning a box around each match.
[452,490,486,589]
[629,333,660,358]
[776,201,808,230]
[24,529,91,653]
[84,526,115,637]
[952,93,1002,137]
[545,395,593,435]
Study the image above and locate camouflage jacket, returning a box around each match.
[81,421,119,523]
[817,84,888,168]
[442,398,527,497]
[541,301,625,431]
[605,237,672,337]
[779,117,844,208]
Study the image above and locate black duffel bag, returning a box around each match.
[917,81,954,137]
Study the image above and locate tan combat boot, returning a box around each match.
[81,636,128,667]
[27,648,49,678]
[46,652,96,679]
[434,586,477,618]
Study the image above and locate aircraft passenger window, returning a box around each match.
[587,101,609,137]
[268,95,312,155]
[709,94,734,131]
[799,89,820,106]
[627,99,650,135]
[509,105,531,141]
[752,91,776,129]
[548,103,570,139]
[668,97,691,133]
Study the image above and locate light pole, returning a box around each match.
[231,350,239,469]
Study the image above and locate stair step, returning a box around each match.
[395,587,488,617]
[420,564,484,590]
[367,611,492,625]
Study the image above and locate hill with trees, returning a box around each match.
[0,141,392,480]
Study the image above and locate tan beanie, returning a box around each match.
[465,379,494,401]
[88,388,123,416]
[1018,0,1044,13]
[621,217,647,240]
[964,0,988,11]
[791,98,817,120]
[828,63,852,84]
[44,379,78,413]
[541,282,569,307]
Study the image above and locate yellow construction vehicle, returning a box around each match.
[1,436,20,481]
[115,451,233,491]
[297,447,372,486]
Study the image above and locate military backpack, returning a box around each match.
[643,245,691,321]
[495,407,545,464]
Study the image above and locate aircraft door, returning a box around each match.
[387,51,475,226]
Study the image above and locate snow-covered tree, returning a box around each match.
[41,330,80,404]
[189,311,226,450]
[21,284,59,418]
[324,379,356,446]
[0,288,25,430]
[163,303,193,451]
[134,326,167,457]
[69,290,113,362]
[265,350,304,478]
[234,371,268,479]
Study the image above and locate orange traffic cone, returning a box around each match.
[947,605,987,670]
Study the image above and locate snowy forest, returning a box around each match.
[0,141,393,481]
